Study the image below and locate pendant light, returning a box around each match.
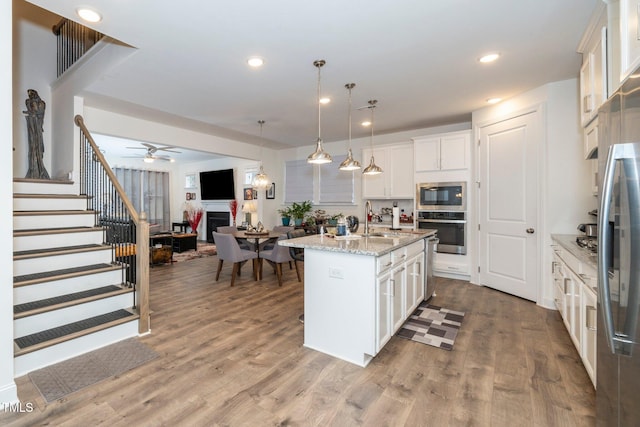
[362,99,383,175]
[252,120,271,189]
[307,60,332,164]
[339,83,361,171]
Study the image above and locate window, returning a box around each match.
[284,155,354,205]
[113,167,171,230]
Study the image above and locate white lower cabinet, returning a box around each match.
[375,240,426,353]
[376,270,392,351]
[550,239,597,387]
[582,284,597,384]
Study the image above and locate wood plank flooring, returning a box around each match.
[2,254,595,426]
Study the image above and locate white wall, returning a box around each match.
[472,78,593,307]
[12,0,57,178]
[2,0,18,406]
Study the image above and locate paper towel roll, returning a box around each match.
[392,206,400,229]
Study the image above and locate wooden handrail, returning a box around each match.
[74,115,140,225]
[52,18,67,36]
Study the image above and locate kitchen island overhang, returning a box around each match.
[279,230,436,367]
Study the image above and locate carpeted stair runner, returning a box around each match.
[14,309,135,349]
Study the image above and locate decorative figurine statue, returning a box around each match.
[23,89,50,179]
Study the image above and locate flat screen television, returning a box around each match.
[199,169,235,200]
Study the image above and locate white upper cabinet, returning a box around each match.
[580,26,608,126]
[413,131,470,172]
[621,0,640,80]
[362,144,414,199]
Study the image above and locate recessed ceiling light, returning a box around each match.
[76,7,102,23]
[486,97,502,104]
[247,57,264,67]
[319,97,330,104]
[361,121,371,127]
[479,53,500,63]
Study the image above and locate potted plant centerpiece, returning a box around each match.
[278,206,292,226]
[290,201,312,227]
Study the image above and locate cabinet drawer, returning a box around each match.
[406,240,425,258]
[377,253,393,274]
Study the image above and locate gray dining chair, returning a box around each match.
[215,225,253,250]
[259,225,294,253]
[211,231,258,286]
[286,229,306,282]
[259,234,294,286]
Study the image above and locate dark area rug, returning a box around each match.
[29,338,159,403]
[396,302,465,350]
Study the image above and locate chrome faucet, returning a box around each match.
[364,200,372,235]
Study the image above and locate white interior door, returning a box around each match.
[478,112,539,301]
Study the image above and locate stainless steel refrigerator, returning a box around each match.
[596,75,640,426]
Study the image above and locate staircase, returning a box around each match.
[12,178,140,377]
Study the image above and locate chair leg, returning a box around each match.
[294,260,302,282]
[252,259,258,281]
[216,259,223,281]
[230,263,240,286]
[289,261,293,270]
[275,263,283,286]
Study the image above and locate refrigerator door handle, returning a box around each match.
[598,142,640,355]
[599,143,621,355]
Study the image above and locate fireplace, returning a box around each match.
[206,211,230,243]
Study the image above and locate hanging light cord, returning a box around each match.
[316,62,322,140]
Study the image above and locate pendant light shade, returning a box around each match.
[307,60,332,164]
[362,99,383,175]
[339,83,362,171]
[252,120,271,189]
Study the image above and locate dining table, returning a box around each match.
[230,229,282,280]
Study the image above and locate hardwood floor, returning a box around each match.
[2,254,595,426]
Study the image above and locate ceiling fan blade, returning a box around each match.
[141,142,157,151]
[156,147,181,153]
[125,146,147,150]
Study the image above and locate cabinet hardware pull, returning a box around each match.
[586,305,597,331]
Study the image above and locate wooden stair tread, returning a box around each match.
[14,285,132,319]
[13,263,122,286]
[13,178,74,184]
[14,309,139,356]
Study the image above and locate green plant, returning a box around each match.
[329,213,343,221]
[289,201,313,220]
[277,206,292,218]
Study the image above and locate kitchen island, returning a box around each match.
[279,230,436,367]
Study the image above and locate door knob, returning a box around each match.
[526,228,535,234]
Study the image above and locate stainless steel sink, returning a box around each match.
[359,232,405,238]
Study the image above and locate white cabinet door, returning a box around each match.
[414,132,469,172]
[580,27,606,126]
[621,0,640,80]
[414,138,440,171]
[362,144,413,199]
[584,117,598,159]
[405,254,423,315]
[362,147,388,198]
[581,284,597,386]
[566,270,582,349]
[440,133,468,170]
[391,265,405,332]
[376,271,392,352]
[389,145,414,198]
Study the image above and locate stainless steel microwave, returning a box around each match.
[416,182,466,211]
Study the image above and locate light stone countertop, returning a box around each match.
[279,229,437,257]
[551,234,598,271]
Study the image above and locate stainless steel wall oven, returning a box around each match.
[417,211,466,255]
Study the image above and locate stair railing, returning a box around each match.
[53,18,104,78]
[74,115,150,334]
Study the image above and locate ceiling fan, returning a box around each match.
[124,142,181,163]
